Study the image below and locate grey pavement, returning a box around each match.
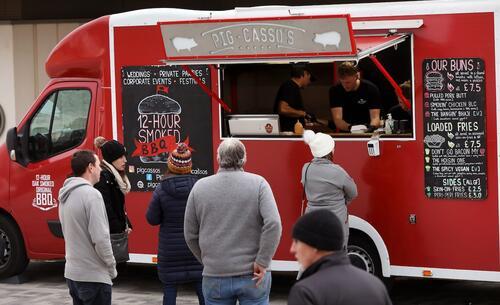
[0,261,290,305]
[1,261,500,304]
[389,277,500,305]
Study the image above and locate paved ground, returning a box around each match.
[390,278,500,305]
[1,261,499,304]
[0,261,290,305]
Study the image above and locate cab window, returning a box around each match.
[28,89,91,161]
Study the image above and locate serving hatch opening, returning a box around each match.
[217,33,413,138]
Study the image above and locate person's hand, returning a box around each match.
[110,267,117,279]
[126,228,132,235]
[305,112,317,122]
[252,262,266,287]
[366,125,377,133]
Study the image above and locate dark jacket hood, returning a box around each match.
[160,175,197,199]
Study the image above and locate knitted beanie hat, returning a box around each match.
[167,143,192,174]
[94,136,126,163]
[303,130,335,158]
[292,210,344,251]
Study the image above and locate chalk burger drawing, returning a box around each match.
[137,86,182,163]
[425,71,444,91]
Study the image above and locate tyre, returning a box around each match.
[0,215,29,279]
[347,233,383,278]
[347,233,393,289]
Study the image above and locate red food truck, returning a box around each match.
[1,0,499,282]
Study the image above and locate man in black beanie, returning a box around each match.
[288,210,392,305]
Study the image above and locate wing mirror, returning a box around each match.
[6,127,18,161]
[6,127,29,166]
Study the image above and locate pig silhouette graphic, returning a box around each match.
[171,37,198,52]
[313,31,341,48]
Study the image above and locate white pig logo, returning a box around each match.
[313,31,341,49]
[171,37,198,52]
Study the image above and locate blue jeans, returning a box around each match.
[163,281,205,305]
[202,273,272,305]
[66,279,112,305]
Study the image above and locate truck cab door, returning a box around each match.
[9,81,98,258]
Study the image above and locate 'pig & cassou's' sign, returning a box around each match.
[159,15,355,62]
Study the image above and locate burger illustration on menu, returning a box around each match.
[425,71,444,91]
[137,86,182,163]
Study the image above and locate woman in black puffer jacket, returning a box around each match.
[94,137,132,235]
[146,142,204,305]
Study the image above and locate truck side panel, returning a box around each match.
[111,11,498,272]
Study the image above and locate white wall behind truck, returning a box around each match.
[0,24,15,144]
[0,21,83,144]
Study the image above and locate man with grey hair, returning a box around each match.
[184,138,282,305]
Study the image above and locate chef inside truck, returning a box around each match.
[329,61,382,133]
[221,37,413,138]
[273,63,317,132]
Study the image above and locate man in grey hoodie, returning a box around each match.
[58,150,117,305]
[184,138,282,305]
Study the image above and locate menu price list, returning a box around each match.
[423,58,487,200]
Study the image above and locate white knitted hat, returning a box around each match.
[303,130,335,158]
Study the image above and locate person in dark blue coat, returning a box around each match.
[146,142,204,305]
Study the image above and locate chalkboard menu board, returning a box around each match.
[423,58,486,200]
[122,65,213,192]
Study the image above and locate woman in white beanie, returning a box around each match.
[302,130,358,250]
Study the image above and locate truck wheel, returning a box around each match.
[0,216,29,279]
[347,233,382,278]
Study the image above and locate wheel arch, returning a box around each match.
[0,208,17,227]
[0,207,30,278]
[0,207,23,231]
[349,215,391,277]
[0,207,29,257]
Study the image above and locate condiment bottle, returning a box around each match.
[385,113,394,134]
[294,120,304,135]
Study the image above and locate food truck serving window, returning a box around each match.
[216,34,413,139]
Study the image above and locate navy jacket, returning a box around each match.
[146,174,203,284]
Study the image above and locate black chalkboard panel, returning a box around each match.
[121,65,213,192]
[423,58,486,200]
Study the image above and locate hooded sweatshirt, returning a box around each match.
[58,177,117,285]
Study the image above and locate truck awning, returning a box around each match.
[355,34,409,61]
[160,33,409,65]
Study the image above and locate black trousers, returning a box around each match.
[66,279,112,305]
